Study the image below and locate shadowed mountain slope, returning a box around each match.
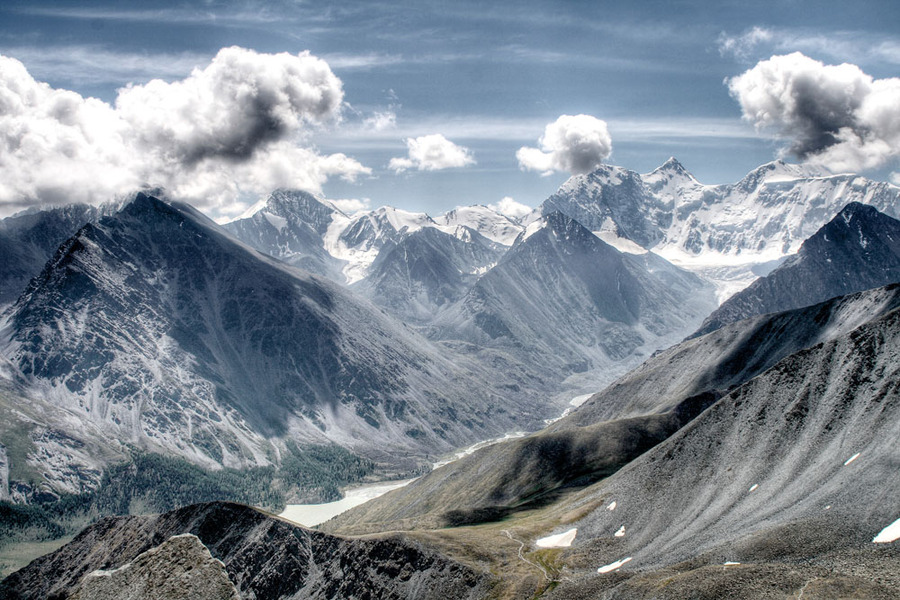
[433,211,716,397]
[0,204,110,307]
[695,202,900,336]
[0,194,546,475]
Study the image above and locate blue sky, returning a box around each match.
[1,0,899,218]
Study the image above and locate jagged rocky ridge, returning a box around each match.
[695,202,900,336]
[0,204,113,307]
[0,193,546,480]
[0,502,492,600]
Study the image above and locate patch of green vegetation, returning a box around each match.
[279,442,375,503]
[529,548,566,582]
[86,451,283,516]
[0,502,65,545]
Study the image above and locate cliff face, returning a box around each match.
[0,502,492,600]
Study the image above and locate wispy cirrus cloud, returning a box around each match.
[319,52,406,70]
[7,4,289,25]
[315,115,763,157]
[0,45,207,87]
[718,26,900,65]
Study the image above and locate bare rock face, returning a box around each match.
[70,534,239,600]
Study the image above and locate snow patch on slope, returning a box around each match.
[873,518,900,543]
[535,528,577,548]
[598,556,632,573]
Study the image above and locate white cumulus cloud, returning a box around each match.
[516,114,612,176]
[488,196,531,219]
[0,47,370,217]
[727,52,900,172]
[388,134,475,172]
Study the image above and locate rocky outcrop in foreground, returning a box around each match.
[70,533,239,600]
[0,502,491,600]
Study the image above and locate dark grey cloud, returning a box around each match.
[116,46,345,166]
[728,52,900,171]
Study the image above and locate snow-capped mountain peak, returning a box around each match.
[536,158,900,300]
[735,159,828,190]
[437,205,523,246]
[642,157,700,192]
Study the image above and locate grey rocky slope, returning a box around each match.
[0,502,492,600]
[0,193,547,480]
[0,377,125,502]
[547,296,900,594]
[70,533,240,600]
[695,202,900,336]
[354,225,504,323]
[326,284,900,536]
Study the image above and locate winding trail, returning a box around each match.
[501,530,554,583]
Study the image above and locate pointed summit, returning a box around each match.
[643,156,697,182]
[224,189,345,278]
[642,157,701,201]
[540,165,668,249]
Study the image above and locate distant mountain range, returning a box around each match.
[223,158,900,305]
[533,157,900,300]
